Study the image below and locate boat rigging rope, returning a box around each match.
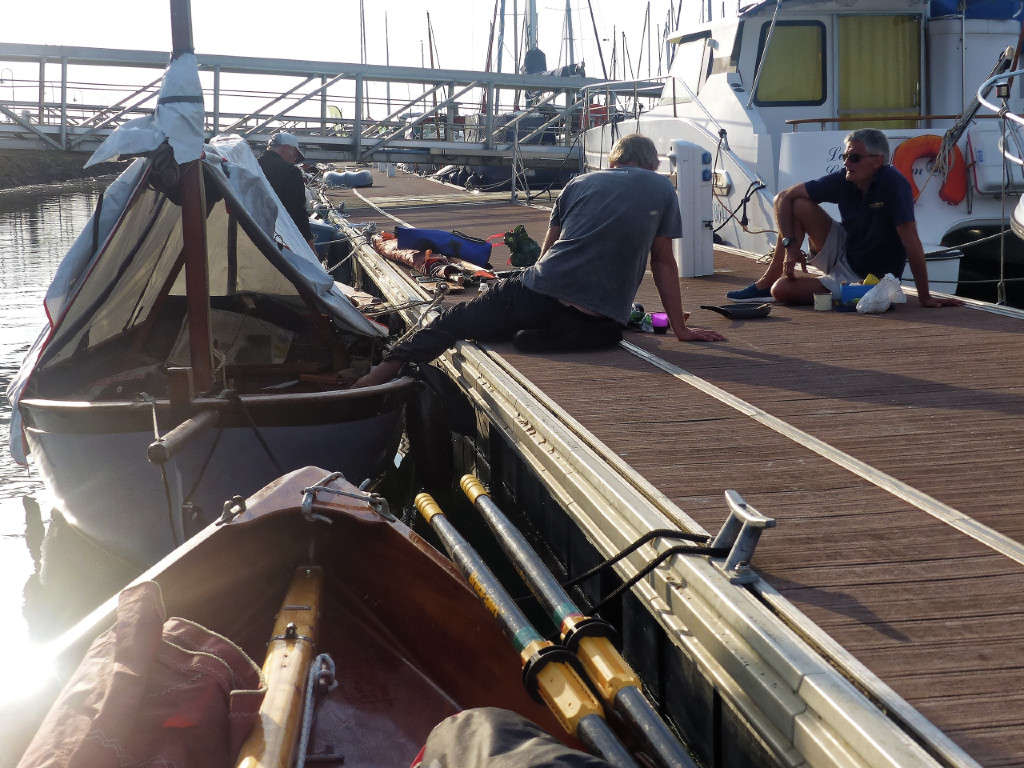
[223,389,285,475]
[923,229,1008,256]
[999,115,1009,305]
[362,297,436,317]
[139,393,185,547]
[710,130,773,236]
[178,424,226,523]
[746,0,784,110]
[295,653,338,768]
[390,283,450,347]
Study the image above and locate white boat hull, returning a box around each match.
[20,382,412,566]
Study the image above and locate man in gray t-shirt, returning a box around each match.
[355,134,723,389]
[526,159,686,326]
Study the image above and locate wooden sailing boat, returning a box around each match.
[6,5,414,568]
[2,467,569,768]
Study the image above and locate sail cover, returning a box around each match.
[6,54,386,463]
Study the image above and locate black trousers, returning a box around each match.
[385,277,622,365]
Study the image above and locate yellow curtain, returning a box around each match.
[839,16,920,129]
[755,25,824,104]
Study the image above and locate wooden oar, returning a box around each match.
[460,475,699,768]
[236,566,323,768]
[415,493,639,768]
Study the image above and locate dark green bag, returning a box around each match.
[503,224,541,267]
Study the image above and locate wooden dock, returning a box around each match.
[331,166,1024,768]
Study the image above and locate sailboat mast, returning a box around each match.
[513,0,519,73]
[168,0,213,392]
[647,2,652,78]
[527,0,539,52]
[565,0,575,66]
[497,0,507,74]
[585,0,609,80]
[360,0,369,117]
[385,12,391,113]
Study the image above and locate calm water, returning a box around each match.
[0,178,123,659]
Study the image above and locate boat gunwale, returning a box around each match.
[18,375,416,432]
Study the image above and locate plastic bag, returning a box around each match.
[856,273,907,313]
[503,224,541,267]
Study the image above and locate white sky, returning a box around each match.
[6,0,681,80]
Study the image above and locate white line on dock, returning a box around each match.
[621,339,1024,568]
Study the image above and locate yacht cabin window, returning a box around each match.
[659,30,712,105]
[838,15,921,129]
[753,21,826,106]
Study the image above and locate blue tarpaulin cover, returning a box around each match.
[930,0,1023,18]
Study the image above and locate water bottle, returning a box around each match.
[628,302,645,329]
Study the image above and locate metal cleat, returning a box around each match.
[709,490,776,584]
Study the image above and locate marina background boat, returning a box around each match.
[583,0,1024,304]
[4,45,424,570]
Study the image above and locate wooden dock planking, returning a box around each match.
[331,168,1024,766]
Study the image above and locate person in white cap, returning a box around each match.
[258,132,315,249]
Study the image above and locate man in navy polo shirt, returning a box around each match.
[726,128,963,308]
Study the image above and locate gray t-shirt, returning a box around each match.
[521,166,682,324]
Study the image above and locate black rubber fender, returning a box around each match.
[405,378,455,492]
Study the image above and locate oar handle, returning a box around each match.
[462,475,641,700]
[460,475,699,768]
[414,492,636,768]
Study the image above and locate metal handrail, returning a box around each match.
[976,66,1024,167]
[0,41,602,156]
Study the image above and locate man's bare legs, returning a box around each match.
[754,196,835,304]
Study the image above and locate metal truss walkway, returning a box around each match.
[0,42,637,168]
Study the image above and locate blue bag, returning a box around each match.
[395,227,493,267]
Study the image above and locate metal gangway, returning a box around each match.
[0,42,651,170]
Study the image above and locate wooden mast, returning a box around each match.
[169,0,214,393]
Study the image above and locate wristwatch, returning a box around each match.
[781,236,795,248]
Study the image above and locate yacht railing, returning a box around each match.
[783,114,1000,131]
[977,67,1024,169]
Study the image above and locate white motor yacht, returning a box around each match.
[583,0,1024,297]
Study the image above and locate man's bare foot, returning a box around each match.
[352,359,402,389]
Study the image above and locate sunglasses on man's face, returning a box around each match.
[841,151,878,164]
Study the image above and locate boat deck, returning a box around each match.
[329,167,1024,768]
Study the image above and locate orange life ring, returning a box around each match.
[891,134,967,205]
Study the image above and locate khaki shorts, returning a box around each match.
[809,220,862,298]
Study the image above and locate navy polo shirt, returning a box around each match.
[804,165,915,279]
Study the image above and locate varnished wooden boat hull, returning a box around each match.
[4,467,564,768]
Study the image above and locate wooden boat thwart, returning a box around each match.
[4,467,572,768]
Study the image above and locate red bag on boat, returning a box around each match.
[17,581,266,768]
[371,231,432,273]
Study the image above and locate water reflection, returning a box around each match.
[0,178,139,648]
